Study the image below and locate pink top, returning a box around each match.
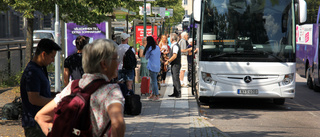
[54,73,124,136]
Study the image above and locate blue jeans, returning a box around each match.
[118,69,135,82]
[149,70,159,96]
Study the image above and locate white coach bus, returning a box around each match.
[192,0,307,105]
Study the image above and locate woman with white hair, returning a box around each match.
[35,39,125,137]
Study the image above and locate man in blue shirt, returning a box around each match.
[20,38,61,137]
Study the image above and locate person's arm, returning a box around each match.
[144,48,151,60]
[63,68,70,86]
[28,92,53,106]
[35,99,57,135]
[107,103,125,137]
[139,48,144,58]
[164,53,177,66]
[159,41,163,49]
[195,48,199,53]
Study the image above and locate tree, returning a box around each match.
[3,0,123,66]
[4,0,57,67]
[120,0,184,33]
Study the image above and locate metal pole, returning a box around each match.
[143,0,146,37]
[55,4,61,92]
[191,0,197,97]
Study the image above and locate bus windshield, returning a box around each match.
[201,0,294,62]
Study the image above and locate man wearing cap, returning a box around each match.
[117,33,136,91]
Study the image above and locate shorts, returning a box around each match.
[181,55,188,71]
[118,69,135,82]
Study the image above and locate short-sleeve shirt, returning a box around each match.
[64,53,84,80]
[139,46,148,63]
[54,73,124,137]
[20,61,51,127]
[179,38,188,56]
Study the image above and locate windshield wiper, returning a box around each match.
[208,53,227,59]
[254,51,285,62]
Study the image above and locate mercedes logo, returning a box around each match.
[244,76,252,83]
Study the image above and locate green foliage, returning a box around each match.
[123,0,184,28]
[305,0,320,23]
[0,70,23,88]
[56,0,122,25]
[4,0,55,18]
[0,0,9,11]
[47,64,55,72]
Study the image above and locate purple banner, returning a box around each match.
[66,22,107,57]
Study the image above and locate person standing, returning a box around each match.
[187,38,198,86]
[167,34,171,48]
[20,38,62,137]
[159,34,170,86]
[35,39,125,137]
[178,31,189,87]
[117,33,136,92]
[164,33,181,98]
[139,37,149,79]
[63,35,89,86]
[144,36,161,101]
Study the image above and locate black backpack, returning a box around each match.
[123,47,137,70]
[1,96,22,120]
[118,82,142,115]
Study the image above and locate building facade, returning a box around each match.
[0,8,54,40]
[182,0,193,16]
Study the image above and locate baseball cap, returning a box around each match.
[188,38,193,43]
[120,33,130,40]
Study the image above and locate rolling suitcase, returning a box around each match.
[141,76,151,95]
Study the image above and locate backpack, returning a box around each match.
[48,79,111,137]
[124,94,142,115]
[118,82,142,115]
[123,47,137,70]
[1,96,22,120]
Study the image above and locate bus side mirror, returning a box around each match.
[298,0,307,23]
[193,0,201,23]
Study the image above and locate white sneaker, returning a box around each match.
[161,83,166,87]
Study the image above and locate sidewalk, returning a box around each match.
[125,72,228,137]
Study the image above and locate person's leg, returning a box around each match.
[172,64,181,97]
[162,71,167,85]
[188,62,192,85]
[125,69,135,91]
[176,65,182,97]
[147,70,155,100]
[180,70,185,83]
[149,70,159,96]
[180,56,188,85]
[168,66,176,97]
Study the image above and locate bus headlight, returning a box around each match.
[280,73,294,86]
[201,72,216,85]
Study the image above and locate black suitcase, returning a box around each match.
[124,94,142,115]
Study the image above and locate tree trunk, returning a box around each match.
[25,17,33,67]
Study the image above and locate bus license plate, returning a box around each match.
[238,89,258,94]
